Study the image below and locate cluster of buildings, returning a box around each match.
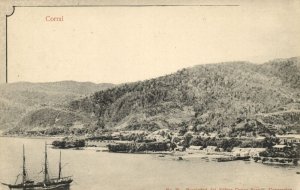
[272,134,300,152]
[85,125,300,157]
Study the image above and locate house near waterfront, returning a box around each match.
[189,145,203,150]
[187,145,203,152]
[272,144,291,151]
[277,134,300,144]
[231,147,266,157]
[206,146,218,152]
[86,140,104,147]
[146,134,168,142]
[255,136,266,141]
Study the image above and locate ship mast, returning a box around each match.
[22,145,26,184]
[58,151,62,179]
[44,142,49,183]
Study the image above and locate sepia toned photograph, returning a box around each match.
[0,0,300,190]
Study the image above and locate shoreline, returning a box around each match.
[0,135,64,140]
[2,135,299,166]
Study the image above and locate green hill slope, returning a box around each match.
[0,81,114,131]
[5,57,300,135]
[66,57,299,132]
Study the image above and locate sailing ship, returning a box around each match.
[1,144,73,190]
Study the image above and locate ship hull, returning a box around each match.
[6,181,72,190]
[1,145,73,190]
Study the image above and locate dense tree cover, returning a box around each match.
[188,136,280,152]
[259,148,299,158]
[261,57,300,89]
[67,58,300,132]
[52,139,85,149]
[5,57,300,135]
[107,142,173,153]
[188,137,242,152]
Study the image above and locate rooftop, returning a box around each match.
[273,144,289,148]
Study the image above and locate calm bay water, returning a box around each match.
[0,137,299,190]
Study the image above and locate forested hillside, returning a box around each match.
[4,57,300,135]
[0,81,113,130]
[66,57,300,133]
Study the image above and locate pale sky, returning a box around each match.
[7,1,300,84]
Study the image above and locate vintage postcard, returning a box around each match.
[0,0,300,190]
